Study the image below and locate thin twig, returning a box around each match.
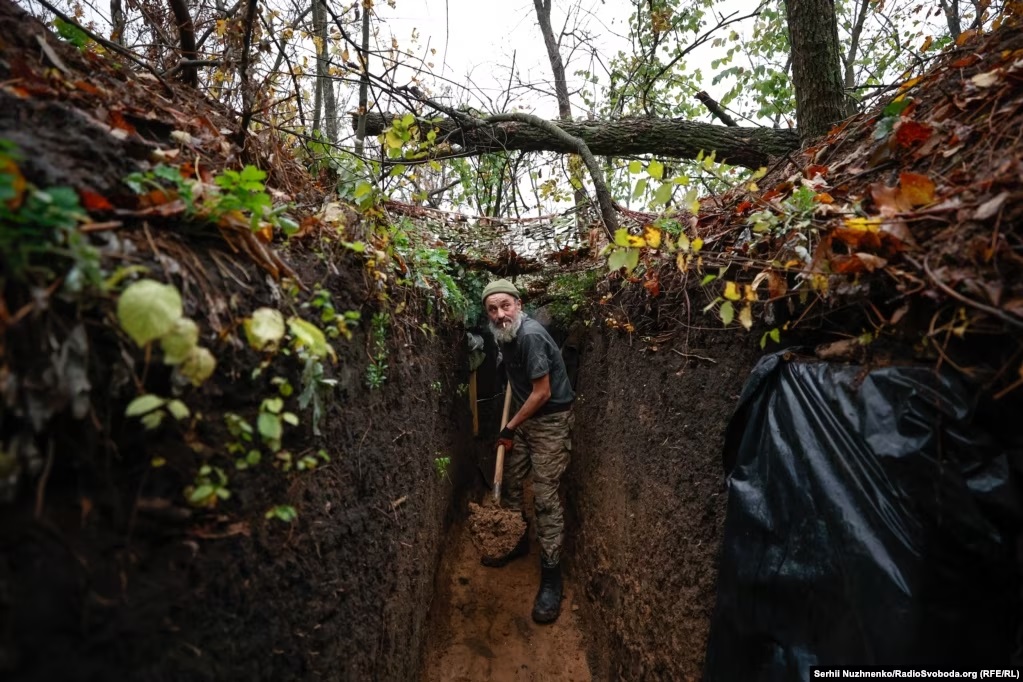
[34,440,55,519]
[914,256,1023,331]
[671,348,717,363]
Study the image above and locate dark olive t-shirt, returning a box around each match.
[500,316,575,413]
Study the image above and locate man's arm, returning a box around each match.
[506,374,551,431]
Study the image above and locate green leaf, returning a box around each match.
[244,307,286,351]
[401,112,416,128]
[141,410,165,430]
[650,182,672,207]
[261,397,284,414]
[701,274,717,286]
[125,394,166,417]
[632,178,648,200]
[882,98,912,117]
[770,328,781,343]
[628,160,642,174]
[719,301,735,326]
[282,412,300,426]
[288,317,336,360]
[117,279,183,346]
[684,188,701,214]
[239,165,267,184]
[160,318,199,365]
[189,485,215,503]
[257,412,282,442]
[265,505,298,523]
[54,18,89,47]
[647,159,664,180]
[625,248,639,272]
[179,347,217,386]
[166,399,190,420]
[608,247,630,272]
[246,449,262,465]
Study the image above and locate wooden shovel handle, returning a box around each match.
[492,381,513,502]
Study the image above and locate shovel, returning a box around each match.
[492,381,513,503]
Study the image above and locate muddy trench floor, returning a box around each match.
[420,514,592,681]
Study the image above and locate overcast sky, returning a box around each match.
[374,0,747,119]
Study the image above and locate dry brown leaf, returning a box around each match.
[975,192,1009,220]
[970,70,1001,88]
[871,182,909,216]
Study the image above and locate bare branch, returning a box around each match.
[695,91,737,126]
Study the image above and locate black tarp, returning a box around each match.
[704,352,1023,681]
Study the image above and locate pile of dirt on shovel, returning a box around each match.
[467,502,527,561]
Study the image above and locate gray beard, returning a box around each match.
[489,313,523,344]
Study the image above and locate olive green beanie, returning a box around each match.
[481,279,520,304]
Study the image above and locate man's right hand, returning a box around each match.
[496,426,515,454]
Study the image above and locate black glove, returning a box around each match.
[497,426,515,453]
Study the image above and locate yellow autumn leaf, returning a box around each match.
[898,76,922,92]
[724,281,741,301]
[677,233,691,252]
[843,217,882,232]
[738,304,753,330]
[692,237,704,252]
[744,285,757,302]
[643,225,662,249]
[614,228,646,248]
[809,273,829,292]
[676,252,688,271]
[920,35,933,51]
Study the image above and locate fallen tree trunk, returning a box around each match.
[355,112,800,169]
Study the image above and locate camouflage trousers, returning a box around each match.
[503,408,574,566]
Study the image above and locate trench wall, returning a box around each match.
[565,326,761,680]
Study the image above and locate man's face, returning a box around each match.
[485,293,522,342]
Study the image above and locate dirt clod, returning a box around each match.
[467,502,527,561]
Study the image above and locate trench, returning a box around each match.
[419,518,592,681]
[408,317,762,681]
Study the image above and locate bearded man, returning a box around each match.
[481,278,575,624]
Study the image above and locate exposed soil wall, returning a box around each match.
[566,325,762,680]
[0,247,473,682]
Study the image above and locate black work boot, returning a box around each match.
[480,529,529,567]
[532,558,563,624]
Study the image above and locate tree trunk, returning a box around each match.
[784,0,846,143]
[355,113,799,170]
[310,0,323,135]
[533,0,588,241]
[109,0,125,45]
[353,2,371,157]
[939,0,962,39]
[313,0,337,143]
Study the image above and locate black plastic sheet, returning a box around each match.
[704,352,1023,681]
